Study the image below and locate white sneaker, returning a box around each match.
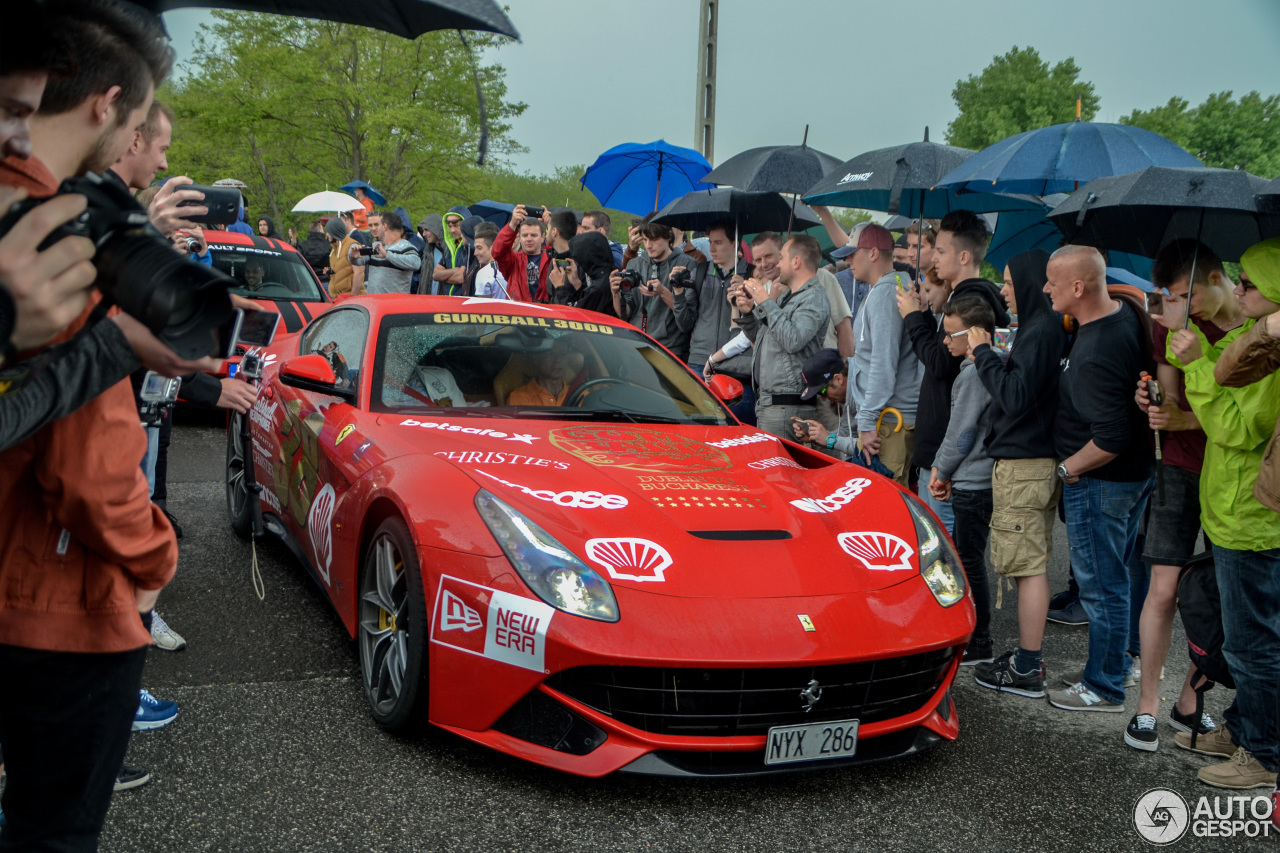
[151,611,187,652]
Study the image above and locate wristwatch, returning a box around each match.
[827,434,838,450]
[1056,462,1071,481]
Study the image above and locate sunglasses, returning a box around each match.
[947,329,969,339]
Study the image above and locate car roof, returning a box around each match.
[205,231,303,255]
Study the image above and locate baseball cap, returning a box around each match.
[799,348,845,400]
[894,233,909,249]
[830,222,895,259]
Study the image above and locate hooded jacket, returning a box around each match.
[418,214,445,290]
[440,205,472,270]
[850,270,923,431]
[326,215,361,296]
[560,232,617,313]
[299,229,332,279]
[688,258,754,376]
[972,249,1066,460]
[1171,238,1280,550]
[394,206,426,292]
[256,215,279,239]
[1214,316,1280,513]
[905,277,1010,470]
[620,249,700,360]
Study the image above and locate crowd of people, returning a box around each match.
[0,0,1279,849]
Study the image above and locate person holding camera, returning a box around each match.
[0,1,184,847]
[491,203,552,302]
[545,209,585,305]
[609,217,699,360]
[348,210,420,294]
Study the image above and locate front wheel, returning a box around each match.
[226,414,253,540]
[358,517,429,732]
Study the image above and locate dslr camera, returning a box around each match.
[668,268,693,289]
[0,171,234,360]
[617,269,644,291]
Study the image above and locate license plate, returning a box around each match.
[764,718,859,766]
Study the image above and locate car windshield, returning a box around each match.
[210,246,326,302]
[370,311,734,426]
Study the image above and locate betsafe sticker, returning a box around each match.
[431,575,553,672]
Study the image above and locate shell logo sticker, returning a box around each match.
[837,532,915,572]
[307,483,336,584]
[585,538,672,583]
[336,424,355,445]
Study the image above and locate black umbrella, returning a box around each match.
[1047,167,1273,263]
[1257,175,1280,215]
[651,188,821,234]
[704,130,844,195]
[142,0,518,39]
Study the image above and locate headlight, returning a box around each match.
[475,490,619,622]
[901,492,966,607]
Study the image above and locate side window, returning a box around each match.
[301,309,369,390]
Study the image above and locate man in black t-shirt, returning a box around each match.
[1044,245,1155,715]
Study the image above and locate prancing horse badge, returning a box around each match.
[797,614,816,632]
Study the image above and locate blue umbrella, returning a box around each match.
[580,140,714,216]
[1106,266,1154,292]
[936,121,1202,197]
[469,199,514,226]
[340,180,387,207]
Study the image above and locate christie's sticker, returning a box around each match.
[435,450,568,470]
[431,575,553,672]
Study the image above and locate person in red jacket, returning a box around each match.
[492,203,551,302]
[0,2,180,847]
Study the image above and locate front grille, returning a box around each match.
[545,648,957,737]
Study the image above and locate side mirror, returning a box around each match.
[706,373,743,406]
[279,354,354,399]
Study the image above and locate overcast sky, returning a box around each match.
[163,0,1280,177]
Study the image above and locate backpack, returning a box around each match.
[1177,551,1234,748]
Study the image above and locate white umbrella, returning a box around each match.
[292,191,364,213]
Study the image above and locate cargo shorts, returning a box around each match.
[989,457,1060,578]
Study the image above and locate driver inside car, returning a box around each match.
[508,338,575,407]
[243,258,267,291]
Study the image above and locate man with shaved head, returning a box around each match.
[1044,245,1156,714]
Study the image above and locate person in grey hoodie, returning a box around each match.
[848,224,923,485]
[735,234,830,440]
[417,214,445,294]
[929,295,998,665]
[609,218,698,359]
[687,219,753,377]
[349,211,420,294]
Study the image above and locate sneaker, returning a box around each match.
[973,651,1045,698]
[133,689,178,731]
[1125,713,1159,752]
[114,765,152,792]
[1046,599,1089,625]
[1174,726,1236,757]
[162,509,183,539]
[961,639,994,667]
[1048,681,1125,713]
[1169,705,1217,736]
[1197,747,1275,790]
[150,611,187,652]
[1048,588,1078,612]
[1059,666,1137,689]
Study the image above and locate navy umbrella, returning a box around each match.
[984,195,1068,272]
[937,121,1201,197]
[340,181,387,207]
[469,199,514,226]
[651,188,820,235]
[1257,175,1280,215]
[581,140,714,216]
[135,0,518,39]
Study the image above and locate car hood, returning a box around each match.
[375,415,923,598]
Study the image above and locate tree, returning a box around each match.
[162,11,525,229]
[946,46,1099,151]
[1122,91,1280,178]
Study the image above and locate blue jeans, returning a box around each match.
[1128,535,1149,658]
[1062,476,1154,704]
[142,425,160,498]
[917,467,955,537]
[1213,544,1280,772]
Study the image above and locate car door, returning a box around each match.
[269,306,371,589]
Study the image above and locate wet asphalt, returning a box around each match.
[97,415,1269,852]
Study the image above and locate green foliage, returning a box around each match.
[162,10,525,232]
[946,46,1099,151]
[831,208,873,231]
[1122,91,1280,178]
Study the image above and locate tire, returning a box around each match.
[358,517,430,732]
[226,414,254,540]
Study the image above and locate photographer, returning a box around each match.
[609,217,699,360]
[0,2,183,848]
[492,203,551,302]
[348,210,420,294]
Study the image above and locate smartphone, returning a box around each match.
[524,205,546,219]
[216,308,245,359]
[178,184,242,225]
[790,416,808,437]
[554,258,572,270]
[1147,290,1164,316]
[236,308,280,347]
[894,273,908,292]
[993,327,1013,353]
[357,245,376,257]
